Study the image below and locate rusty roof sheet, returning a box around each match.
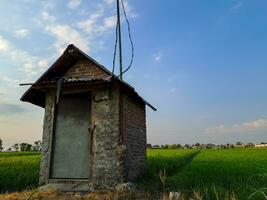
[31,77,111,86]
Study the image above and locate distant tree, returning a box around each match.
[206,143,215,149]
[161,145,168,149]
[25,144,32,151]
[226,143,235,149]
[12,143,19,151]
[7,147,12,152]
[184,144,190,149]
[195,143,200,148]
[20,143,32,152]
[236,141,243,146]
[20,143,26,151]
[0,138,3,152]
[32,140,42,151]
[168,144,178,149]
[245,143,255,148]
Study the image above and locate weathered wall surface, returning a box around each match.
[39,90,55,185]
[39,85,125,188]
[64,59,126,187]
[122,94,147,181]
[90,84,126,188]
[38,58,146,188]
[63,60,109,79]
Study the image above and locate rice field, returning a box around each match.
[138,148,267,199]
[0,149,267,199]
[0,152,40,193]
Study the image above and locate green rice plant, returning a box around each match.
[159,169,166,192]
[1,148,267,199]
[248,163,267,200]
[137,149,199,191]
[0,152,40,193]
[138,148,267,200]
[249,189,267,200]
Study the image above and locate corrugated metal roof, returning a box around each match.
[32,77,111,86]
[20,44,156,111]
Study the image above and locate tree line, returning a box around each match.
[147,141,267,149]
[0,138,41,152]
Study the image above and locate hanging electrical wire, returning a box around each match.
[118,0,134,78]
[112,17,119,75]
[112,0,135,80]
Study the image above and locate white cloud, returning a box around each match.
[103,0,137,18]
[76,8,104,34]
[97,15,117,34]
[104,0,115,4]
[20,58,49,76]
[37,59,49,69]
[41,11,56,22]
[77,0,136,35]
[153,52,163,62]
[67,0,82,10]
[205,118,267,135]
[0,75,20,87]
[0,36,10,52]
[45,24,90,53]
[0,103,27,115]
[121,0,137,18]
[14,29,29,38]
[77,14,117,35]
[103,15,117,29]
[38,5,93,54]
[38,0,135,57]
[42,1,54,10]
[0,35,49,77]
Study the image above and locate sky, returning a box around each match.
[0,0,267,149]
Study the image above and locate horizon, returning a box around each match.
[1,0,267,149]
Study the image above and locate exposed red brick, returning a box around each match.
[63,60,110,79]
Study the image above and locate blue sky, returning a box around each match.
[0,0,267,149]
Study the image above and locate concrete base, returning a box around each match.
[39,182,136,193]
[39,183,94,192]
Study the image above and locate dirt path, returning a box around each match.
[0,190,160,200]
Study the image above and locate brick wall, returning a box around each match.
[63,60,110,79]
[122,93,146,181]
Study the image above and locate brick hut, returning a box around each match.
[20,44,156,191]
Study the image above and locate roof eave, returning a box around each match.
[20,44,157,111]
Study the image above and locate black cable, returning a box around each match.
[112,16,119,75]
[114,0,134,80]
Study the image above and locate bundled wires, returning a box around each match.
[112,0,134,80]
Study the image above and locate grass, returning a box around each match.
[0,149,267,199]
[137,149,200,191]
[0,152,40,193]
[138,148,267,200]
